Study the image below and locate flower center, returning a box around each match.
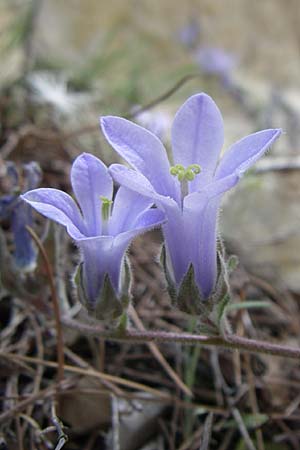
[170,164,201,199]
[100,196,113,233]
[169,164,201,182]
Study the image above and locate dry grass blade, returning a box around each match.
[232,408,257,450]
[129,305,192,397]
[0,378,73,424]
[0,352,227,415]
[200,413,214,450]
[1,353,174,400]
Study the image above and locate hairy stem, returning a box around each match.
[61,316,300,360]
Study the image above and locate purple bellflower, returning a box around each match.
[22,153,165,319]
[0,161,41,272]
[195,47,236,85]
[101,93,281,304]
[195,48,251,115]
[177,18,200,49]
[133,107,171,141]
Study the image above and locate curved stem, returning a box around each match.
[61,316,300,360]
[26,226,65,383]
[63,73,202,140]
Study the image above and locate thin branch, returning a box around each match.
[26,226,65,384]
[128,305,192,397]
[61,316,300,360]
[51,402,68,450]
[232,408,257,450]
[63,73,202,140]
[126,73,202,119]
[0,353,227,416]
[0,378,73,424]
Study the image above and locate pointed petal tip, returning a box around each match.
[73,151,104,167]
[100,115,126,136]
[178,92,223,116]
[20,189,42,203]
[99,115,114,140]
[20,192,28,202]
[263,127,282,138]
[99,115,109,129]
[100,114,162,143]
[171,91,224,176]
[254,127,282,138]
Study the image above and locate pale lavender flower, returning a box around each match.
[133,107,172,141]
[195,47,236,83]
[22,153,165,313]
[177,18,200,49]
[101,93,281,299]
[0,162,41,272]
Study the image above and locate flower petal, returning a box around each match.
[185,197,220,298]
[11,201,37,272]
[109,164,176,209]
[101,116,179,201]
[184,172,239,209]
[110,163,187,284]
[182,173,240,298]
[78,236,113,305]
[71,153,113,236]
[215,128,282,179]
[109,186,154,236]
[21,188,85,240]
[161,202,189,287]
[171,93,224,191]
[110,209,165,289]
[131,208,166,230]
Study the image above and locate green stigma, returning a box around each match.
[100,196,113,222]
[169,164,201,182]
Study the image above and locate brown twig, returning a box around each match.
[129,304,192,397]
[0,378,73,424]
[0,353,226,415]
[126,73,202,119]
[26,226,64,385]
[63,73,202,141]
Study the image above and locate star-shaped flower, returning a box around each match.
[22,153,165,317]
[101,93,281,300]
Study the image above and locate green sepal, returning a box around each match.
[208,251,236,335]
[176,264,208,316]
[74,257,131,327]
[161,243,238,336]
[160,244,177,302]
[226,254,239,274]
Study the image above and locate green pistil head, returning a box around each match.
[188,164,201,175]
[169,164,201,182]
[170,164,184,177]
[100,196,113,221]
